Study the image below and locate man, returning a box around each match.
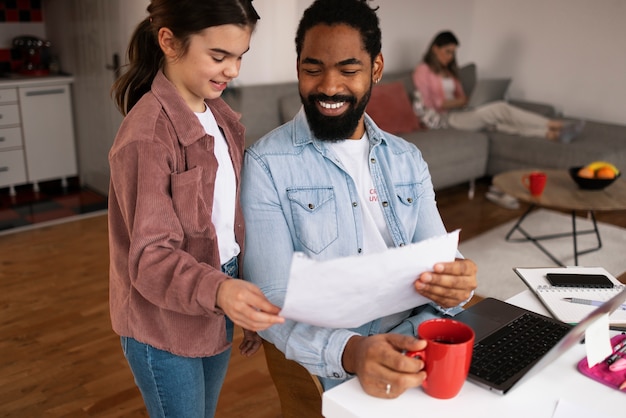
[241,0,477,399]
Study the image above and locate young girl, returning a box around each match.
[412,31,584,143]
[108,1,283,416]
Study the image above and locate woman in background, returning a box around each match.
[413,30,584,208]
[108,1,283,416]
[412,30,583,142]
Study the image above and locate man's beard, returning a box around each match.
[301,88,371,142]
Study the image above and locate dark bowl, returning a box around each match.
[569,166,620,190]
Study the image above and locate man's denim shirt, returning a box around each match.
[241,109,464,388]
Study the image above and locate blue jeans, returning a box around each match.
[121,257,238,417]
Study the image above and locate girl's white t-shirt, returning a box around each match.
[195,104,240,265]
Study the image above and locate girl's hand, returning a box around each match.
[217,279,284,331]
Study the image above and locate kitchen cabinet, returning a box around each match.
[0,76,77,194]
[0,88,27,194]
[19,81,77,190]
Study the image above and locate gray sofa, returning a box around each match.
[223,69,626,194]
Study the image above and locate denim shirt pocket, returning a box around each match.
[171,166,210,237]
[395,182,422,207]
[287,187,338,254]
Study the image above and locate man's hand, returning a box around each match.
[414,258,478,308]
[342,334,427,398]
[239,329,262,357]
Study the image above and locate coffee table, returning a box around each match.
[492,169,626,266]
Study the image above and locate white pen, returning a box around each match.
[563,297,626,310]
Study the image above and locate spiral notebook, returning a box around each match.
[514,267,626,326]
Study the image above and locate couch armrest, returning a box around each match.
[508,99,557,118]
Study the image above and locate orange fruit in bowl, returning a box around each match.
[596,166,616,179]
[577,167,595,178]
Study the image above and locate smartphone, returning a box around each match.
[546,273,614,288]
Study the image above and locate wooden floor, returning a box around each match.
[1,178,625,417]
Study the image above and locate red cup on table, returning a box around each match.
[522,171,547,196]
[406,318,475,399]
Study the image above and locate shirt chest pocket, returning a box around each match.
[171,166,211,238]
[395,183,421,207]
[287,187,338,254]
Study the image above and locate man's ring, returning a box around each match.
[385,383,391,395]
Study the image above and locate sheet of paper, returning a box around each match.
[553,398,619,418]
[584,313,613,367]
[280,230,459,328]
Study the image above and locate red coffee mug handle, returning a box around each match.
[406,350,426,362]
[406,350,428,388]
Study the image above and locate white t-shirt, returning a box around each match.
[441,76,456,100]
[328,133,393,254]
[329,134,412,330]
[195,104,240,265]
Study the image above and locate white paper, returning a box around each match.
[584,313,613,367]
[553,398,619,418]
[280,230,460,328]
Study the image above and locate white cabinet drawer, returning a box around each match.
[19,83,77,182]
[0,127,22,149]
[0,88,18,104]
[0,104,20,126]
[0,149,27,187]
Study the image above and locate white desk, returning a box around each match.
[322,291,624,418]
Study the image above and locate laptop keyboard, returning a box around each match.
[470,313,571,385]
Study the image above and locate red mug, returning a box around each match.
[522,171,547,196]
[406,318,475,399]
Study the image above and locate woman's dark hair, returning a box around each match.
[423,30,460,77]
[112,0,260,115]
[295,0,381,63]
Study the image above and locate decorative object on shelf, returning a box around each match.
[11,36,52,76]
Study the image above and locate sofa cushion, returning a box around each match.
[458,63,477,96]
[366,81,421,135]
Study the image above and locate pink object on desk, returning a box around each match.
[578,334,626,392]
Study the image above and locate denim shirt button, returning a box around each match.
[370,158,376,164]
[399,243,405,247]
[382,201,389,207]
[352,201,358,207]
[358,248,362,253]
[333,372,340,378]
[407,197,413,203]
[308,203,315,209]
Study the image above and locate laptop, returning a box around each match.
[466,78,511,109]
[451,286,626,394]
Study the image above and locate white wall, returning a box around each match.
[465,0,626,124]
[239,0,625,125]
[236,0,304,85]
